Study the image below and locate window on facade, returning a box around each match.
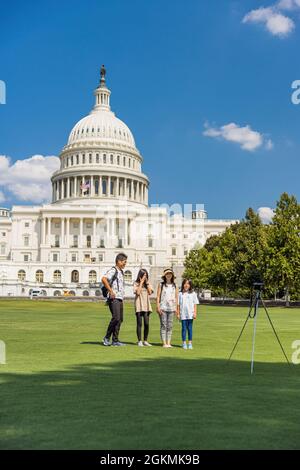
[83,290,89,297]
[148,256,153,265]
[172,248,177,256]
[24,254,30,262]
[89,154,92,163]
[128,158,131,167]
[95,179,99,195]
[148,238,153,248]
[53,270,62,282]
[96,154,99,164]
[24,236,29,246]
[184,234,188,239]
[89,270,97,283]
[55,235,60,247]
[71,253,77,262]
[71,156,74,165]
[76,155,79,164]
[172,234,176,238]
[103,154,106,164]
[73,235,78,248]
[2,232,6,237]
[87,235,91,248]
[124,270,132,283]
[1,243,5,255]
[98,253,104,262]
[25,222,29,228]
[71,270,79,283]
[110,154,114,164]
[82,154,85,164]
[84,254,91,263]
[53,253,59,262]
[18,270,26,281]
[36,270,44,283]
[117,155,120,165]
[184,248,188,256]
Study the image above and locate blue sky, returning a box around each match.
[0,0,300,219]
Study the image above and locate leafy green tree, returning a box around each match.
[265,193,300,304]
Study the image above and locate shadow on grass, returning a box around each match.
[0,357,299,450]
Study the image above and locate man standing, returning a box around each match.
[101,253,127,346]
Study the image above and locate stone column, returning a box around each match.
[80,218,83,247]
[47,217,51,245]
[56,181,59,201]
[91,175,94,196]
[61,218,64,247]
[74,177,77,197]
[66,218,70,248]
[108,176,111,196]
[131,180,134,200]
[93,218,96,247]
[99,175,103,196]
[42,218,46,244]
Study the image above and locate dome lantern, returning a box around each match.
[92,64,111,113]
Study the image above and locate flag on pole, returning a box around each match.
[80,181,90,193]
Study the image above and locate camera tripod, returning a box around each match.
[228,285,290,374]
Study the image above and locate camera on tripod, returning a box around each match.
[253,282,264,290]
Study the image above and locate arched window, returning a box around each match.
[89,270,97,283]
[36,270,44,283]
[95,290,101,297]
[53,290,61,297]
[83,290,89,297]
[102,179,107,195]
[95,179,99,195]
[18,270,26,281]
[124,270,132,283]
[71,270,79,283]
[69,291,76,296]
[53,270,62,283]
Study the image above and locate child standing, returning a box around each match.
[133,269,154,346]
[178,279,199,350]
[156,268,179,348]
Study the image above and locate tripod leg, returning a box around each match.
[261,299,290,365]
[228,313,251,362]
[250,302,259,374]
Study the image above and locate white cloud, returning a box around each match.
[0,154,60,203]
[258,207,275,223]
[0,190,5,204]
[277,0,300,10]
[242,6,295,37]
[203,122,272,152]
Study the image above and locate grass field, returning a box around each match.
[0,299,299,450]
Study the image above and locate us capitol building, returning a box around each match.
[0,66,236,297]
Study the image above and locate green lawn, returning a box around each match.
[0,299,299,450]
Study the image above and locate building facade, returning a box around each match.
[0,67,236,297]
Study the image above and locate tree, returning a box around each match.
[265,193,300,305]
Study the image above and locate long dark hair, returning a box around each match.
[161,273,176,287]
[135,269,149,287]
[181,278,193,293]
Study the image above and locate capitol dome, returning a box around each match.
[67,110,136,149]
[51,66,149,206]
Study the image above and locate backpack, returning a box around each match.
[101,267,119,300]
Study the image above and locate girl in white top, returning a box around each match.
[156,268,179,348]
[178,279,199,350]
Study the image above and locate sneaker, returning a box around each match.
[188,343,193,350]
[143,341,152,346]
[166,344,173,348]
[162,344,168,348]
[182,342,187,349]
[137,341,144,347]
[111,341,126,347]
[103,337,111,346]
